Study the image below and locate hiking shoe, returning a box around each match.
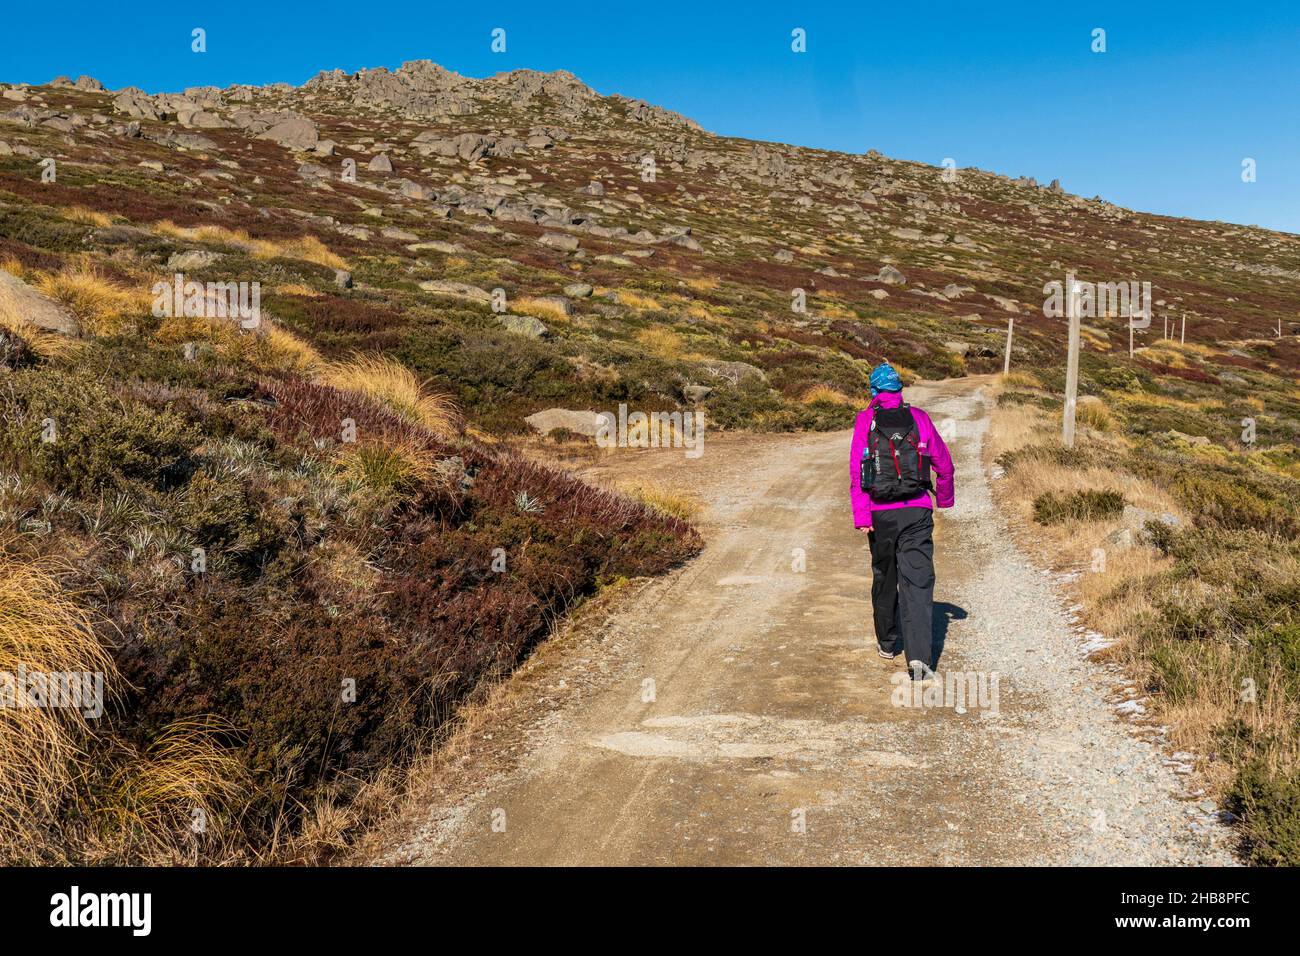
[909,660,935,681]
[878,646,900,660]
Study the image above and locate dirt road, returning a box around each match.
[376,378,1236,866]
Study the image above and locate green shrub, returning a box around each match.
[2,368,197,496]
[996,442,1096,473]
[1227,754,1300,866]
[1032,489,1126,525]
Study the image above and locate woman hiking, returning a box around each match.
[849,364,955,680]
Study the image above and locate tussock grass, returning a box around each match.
[998,371,1040,390]
[635,327,684,360]
[1032,488,1125,524]
[615,478,700,521]
[338,440,435,497]
[617,290,663,311]
[102,717,252,863]
[513,296,571,324]
[153,221,348,270]
[684,302,715,322]
[321,353,460,438]
[32,262,151,337]
[154,314,322,375]
[273,282,323,298]
[1076,396,1113,431]
[59,206,115,228]
[0,555,115,860]
[801,384,859,407]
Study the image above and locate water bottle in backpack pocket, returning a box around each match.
[860,403,932,502]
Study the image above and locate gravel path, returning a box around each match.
[377,378,1237,866]
[918,382,1237,865]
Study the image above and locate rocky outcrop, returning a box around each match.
[0,269,80,336]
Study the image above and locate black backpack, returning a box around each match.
[860,403,932,502]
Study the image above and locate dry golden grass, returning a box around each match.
[684,302,714,322]
[615,478,701,520]
[273,282,323,298]
[0,280,78,360]
[1076,395,1113,431]
[617,289,663,312]
[684,276,719,293]
[1000,370,1042,389]
[513,296,572,324]
[259,322,323,374]
[32,263,152,337]
[102,717,252,863]
[153,221,348,270]
[59,206,115,228]
[0,556,115,860]
[154,314,323,375]
[819,301,858,320]
[801,384,859,406]
[321,353,460,439]
[981,394,1293,805]
[635,326,685,360]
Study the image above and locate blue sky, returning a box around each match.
[6,1,1299,233]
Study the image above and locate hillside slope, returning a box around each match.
[1,62,1298,864]
[2,61,1297,435]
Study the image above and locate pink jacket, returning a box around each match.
[849,391,955,528]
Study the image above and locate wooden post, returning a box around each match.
[1129,317,1134,358]
[1181,313,1186,344]
[1063,280,1081,448]
[1003,316,1014,374]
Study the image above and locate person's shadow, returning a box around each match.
[931,602,967,669]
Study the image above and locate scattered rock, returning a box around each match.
[525,408,606,438]
[539,233,580,252]
[165,250,223,270]
[563,282,594,298]
[256,114,320,151]
[0,269,80,336]
[500,314,549,338]
[397,179,435,201]
[1166,430,1211,447]
[368,153,393,172]
[533,295,573,316]
[703,360,766,384]
[407,241,465,255]
[418,280,491,303]
[875,265,907,285]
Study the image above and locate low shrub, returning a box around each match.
[1,368,197,496]
[1032,488,1126,525]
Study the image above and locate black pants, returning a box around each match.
[868,507,936,668]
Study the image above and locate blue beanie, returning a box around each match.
[869,363,903,397]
